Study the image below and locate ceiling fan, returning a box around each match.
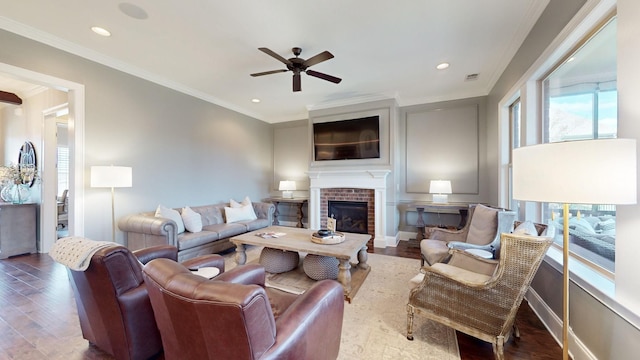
[250,47,342,92]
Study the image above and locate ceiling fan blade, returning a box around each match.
[306,69,342,84]
[293,73,301,92]
[0,90,22,105]
[250,69,288,77]
[303,51,334,67]
[258,47,292,66]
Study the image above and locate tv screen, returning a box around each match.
[313,116,380,161]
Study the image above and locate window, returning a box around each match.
[509,99,521,213]
[57,146,69,197]
[542,17,617,272]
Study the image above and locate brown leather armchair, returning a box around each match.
[67,244,224,360]
[142,259,345,360]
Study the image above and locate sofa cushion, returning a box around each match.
[466,204,498,245]
[202,223,248,239]
[239,218,271,232]
[181,206,203,233]
[177,231,219,251]
[155,205,185,234]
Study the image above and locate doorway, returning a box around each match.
[0,62,85,253]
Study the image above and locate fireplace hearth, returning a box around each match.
[328,200,368,234]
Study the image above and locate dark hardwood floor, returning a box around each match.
[0,240,561,359]
[371,239,563,360]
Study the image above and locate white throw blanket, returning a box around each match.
[49,236,116,271]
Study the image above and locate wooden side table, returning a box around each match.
[267,197,308,228]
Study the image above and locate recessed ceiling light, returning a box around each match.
[436,62,450,70]
[251,98,261,103]
[91,26,111,37]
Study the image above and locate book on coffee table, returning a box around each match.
[256,232,287,238]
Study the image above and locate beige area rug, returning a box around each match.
[224,246,460,360]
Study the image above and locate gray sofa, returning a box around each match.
[118,202,275,261]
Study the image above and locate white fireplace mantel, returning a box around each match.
[308,169,390,248]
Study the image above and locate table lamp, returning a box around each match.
[512,138,636,360]
[430,180,452,203]
[279,180,296,199]
[91,165,133,242]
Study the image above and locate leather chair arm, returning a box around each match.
[133,245,178,264]
[262,280,344,360]
[214,264,265,286]
[181,254,226,274]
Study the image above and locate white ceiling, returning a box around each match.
[0,0,550,123]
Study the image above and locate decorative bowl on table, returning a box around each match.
[311,230,345,245]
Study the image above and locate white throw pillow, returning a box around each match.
[229,196,257,220]
[225,205,257,223]
[513,220,538,236]
[155,205,185,234]
[181,206,203,233]
[230,196,252,208]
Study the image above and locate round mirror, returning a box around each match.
[18,141,37,187]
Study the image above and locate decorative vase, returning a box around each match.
[10,184,30,204]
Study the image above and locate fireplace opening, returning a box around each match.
[328,200,368,234]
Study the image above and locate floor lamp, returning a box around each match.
[512,139,636,360]
[90,166,132,242]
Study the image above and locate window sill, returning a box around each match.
[544,246,640,331]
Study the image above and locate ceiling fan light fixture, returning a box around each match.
[91,26,111,37]
[436,62,450,70]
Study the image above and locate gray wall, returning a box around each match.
[0,29,273,244]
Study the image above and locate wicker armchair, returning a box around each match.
[407,229,552,360]
[420,204,516,265]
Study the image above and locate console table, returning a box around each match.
[0,203,37,259]
[408,203,469,241]
[267,197,308,228]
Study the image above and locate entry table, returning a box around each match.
[267,197,308,228]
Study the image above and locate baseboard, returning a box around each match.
[526,289,596,360]
[397,231,417,241]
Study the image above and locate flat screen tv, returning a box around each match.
[313,116,380,161]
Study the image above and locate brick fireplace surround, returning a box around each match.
[308,169,390,248]
[321,188,375,238]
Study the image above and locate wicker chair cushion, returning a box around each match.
[259,247,299,273]
[303,254,339,280]
[431,263,492,284]
[466,204,498,245]
[420,239,449,265]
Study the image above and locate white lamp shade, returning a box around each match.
[513,139,637,205]
[429,180,452,194]
[278,180,296,191]
[91,166,132,188]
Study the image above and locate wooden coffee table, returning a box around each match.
[230,226,371,302]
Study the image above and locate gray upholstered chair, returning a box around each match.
[420,204,516,265]
[407,226,552,360]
